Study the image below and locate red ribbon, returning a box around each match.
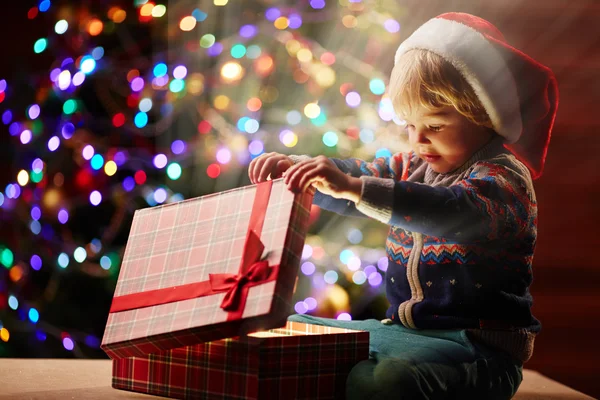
[109,180,275,321]
[209,229,275,314]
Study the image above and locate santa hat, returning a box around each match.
[394,12,559,179]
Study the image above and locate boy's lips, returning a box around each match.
[421,153,441,162]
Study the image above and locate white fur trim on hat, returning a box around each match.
[394,17,522,143]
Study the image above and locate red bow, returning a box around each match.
[209,230,273,312]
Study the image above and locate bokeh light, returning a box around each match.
[324,270,338,284]
[301,262,316,275]
[166,163,182,180]
[180,16,197,31]
[153,154,168,169]
[29,308,40,323]
[89,191,102,206]
[63,337,74,351]
[58,253,69,269]
[34,38,47,54]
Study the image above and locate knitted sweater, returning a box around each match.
[290,136,539,362]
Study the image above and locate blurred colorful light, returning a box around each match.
[171,140,185,154]
[20,130,32,144]
[74,247,87,263]
[239,24,257,38]
[28,308,40,323]
[90,191,102,206]
[324,270,338,284]
[100,256,111,270]
[80,57,96,74]
[131,77,144,91]
[90,154,104,170]
[134,112,148,128]
[62,123,75,139]
[139,98,152,112]
[384,19,401,33]
[34,38,47,54]
[169,79,185,93]
[346,91,361,107]
[191,8,207,21]
[48,136,60,151]
[180,16,197,31]
[153,63,167,77]
[301,262,315,275]
[8,296,18,310]
[337,313,352,321]
[63,337,74,351]
[377,257,389,271]
[166,163,182,180]
[58,253,69,268]
[294,301,308,314]
[173,65,187,79]
[310,0,326,9]
[58,70,71,90]
[72,71,85,86]
[58,209,69,224]
[305,297,317,310]
[265,8,281,22]
[152,4,166,17]
[153,154,167,169]
[30,255,42,270]
[154,188,167,203]
[216,148,232,164]
[231,44,246,59]
[323,131,338,147]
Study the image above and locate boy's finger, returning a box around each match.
[298,168,322,193]
[286,161,316,191]
[258,157,280,182]
[253,154,273,183]
[248,154,266,183]
[248,159,258,183]
[283,162,299,184]
[284,159,310,184]
[273,159,292,179]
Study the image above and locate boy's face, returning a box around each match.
[402,105,494,174]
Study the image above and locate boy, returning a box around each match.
[248,12,558,399]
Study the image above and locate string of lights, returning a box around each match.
[0,0,407,356]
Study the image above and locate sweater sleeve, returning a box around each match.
[288,153,409,218]
[356,161,536,241]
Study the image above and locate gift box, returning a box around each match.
[112,320,369,400]
[101,178,370,398]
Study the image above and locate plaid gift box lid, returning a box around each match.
[101,179,314,359]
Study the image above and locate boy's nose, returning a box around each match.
[415,130,431,144]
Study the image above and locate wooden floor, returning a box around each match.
[0,359,595,400]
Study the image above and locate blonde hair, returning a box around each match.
[388,49,493,129]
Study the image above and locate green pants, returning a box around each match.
[288,314,523,400]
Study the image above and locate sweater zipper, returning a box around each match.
[398,232,424,329]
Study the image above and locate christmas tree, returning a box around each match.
[0,0,408,358]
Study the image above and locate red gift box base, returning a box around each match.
[112,321,369,400]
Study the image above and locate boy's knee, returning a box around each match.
[373,359,424,397]
[346,359,378,400]
[346,358,424,400]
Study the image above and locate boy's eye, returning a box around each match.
[429,125,442,132]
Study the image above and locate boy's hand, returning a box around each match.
[284,156,362,203]
[248,152,293,184]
